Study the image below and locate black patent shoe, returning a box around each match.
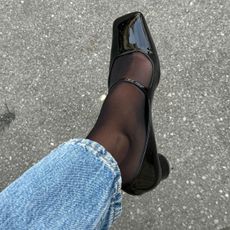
[108,12,170,196]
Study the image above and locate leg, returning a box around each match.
[0,139,122,229]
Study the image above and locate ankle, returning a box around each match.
[87,128,131,165]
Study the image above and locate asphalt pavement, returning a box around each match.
[0,0,229,229]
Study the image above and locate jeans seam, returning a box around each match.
[75,139,123,224]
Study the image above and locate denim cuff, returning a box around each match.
[76,138,123,225]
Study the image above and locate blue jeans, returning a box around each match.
[0,138,122,229]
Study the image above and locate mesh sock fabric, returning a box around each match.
[87,52,153,184]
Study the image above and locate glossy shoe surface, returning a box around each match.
[108,12,170,195]
[109,11,160,93]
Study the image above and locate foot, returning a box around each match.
[109,52,152,88]
[87,52,153,184]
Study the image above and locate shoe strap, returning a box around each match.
[109,77,148,95]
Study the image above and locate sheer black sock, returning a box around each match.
[87,52,153,184]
